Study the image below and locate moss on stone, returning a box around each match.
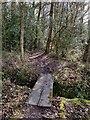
[70,98,90,104]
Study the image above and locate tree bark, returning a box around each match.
[45,2,53,54]
[83,39,90,62]
[11,2,16,51]
[34,1,42,49]
[83,4,90,62]
[20,2,24,61]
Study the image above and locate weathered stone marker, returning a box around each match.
[28,74,53,107]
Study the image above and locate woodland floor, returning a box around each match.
[1,51,90,119]
[27,51,59,74]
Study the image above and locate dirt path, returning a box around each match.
[24,52,59,119]
[29,52,59,74]
[25,105,55,119]
[24,97,60,120]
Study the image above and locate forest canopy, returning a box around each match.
[2,1,90,62]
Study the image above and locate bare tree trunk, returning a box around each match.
[83,3,90,63]
[32,1,35,50]
[56,2,65,57]
[45,2,53,53]
[20,2,24,61]
[2,3,8,51]
[83,39,90,62]
[11,2,16,51]
[34,1,42,49]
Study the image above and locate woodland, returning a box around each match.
[1,1,90,119]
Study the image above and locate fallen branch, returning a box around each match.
[29,52,45,59]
